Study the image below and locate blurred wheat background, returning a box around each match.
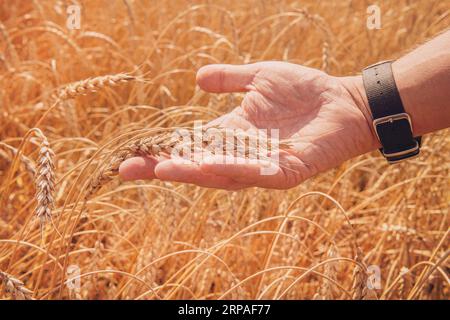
[0,0,448,300]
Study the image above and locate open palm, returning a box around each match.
[120,62,378,189]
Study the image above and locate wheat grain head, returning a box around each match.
[0,271,33,300]
[35,134,55,228]
[57,74,136,100]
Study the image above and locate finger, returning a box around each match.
[155,158,247,190]
[198,155,286,189]
[119,156,158,181]
[196,64,258,93]
[200,153,309,189]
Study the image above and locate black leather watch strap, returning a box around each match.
[362,61,421,163]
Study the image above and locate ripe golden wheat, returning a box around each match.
[0,0,448,300]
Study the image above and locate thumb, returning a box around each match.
[196,64,258,93]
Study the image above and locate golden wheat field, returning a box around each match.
[0,0,449,300]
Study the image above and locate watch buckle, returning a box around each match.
[372,113,419,163]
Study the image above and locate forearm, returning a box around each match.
[347,30,450,150]
[392,30,450,136]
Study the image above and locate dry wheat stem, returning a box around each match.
[0,271,33,300]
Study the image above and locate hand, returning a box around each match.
[119,61,378,189]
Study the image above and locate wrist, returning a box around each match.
[340,75,381,151]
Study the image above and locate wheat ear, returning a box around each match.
[315,244,339,300]
[57,74,136,100]
[85,129,292,201]
[351,246,379,300]
[351,246,368,299]
[0,271,33,300]
[85,132,179,201]
[35,134,55,228]
[0,142,36,175]
[321,40,330,72]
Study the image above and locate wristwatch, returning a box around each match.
[362,61,421,163]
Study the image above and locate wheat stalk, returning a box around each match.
[0,271,33,300]
[35,134,55,228]
[57,74,136,100]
